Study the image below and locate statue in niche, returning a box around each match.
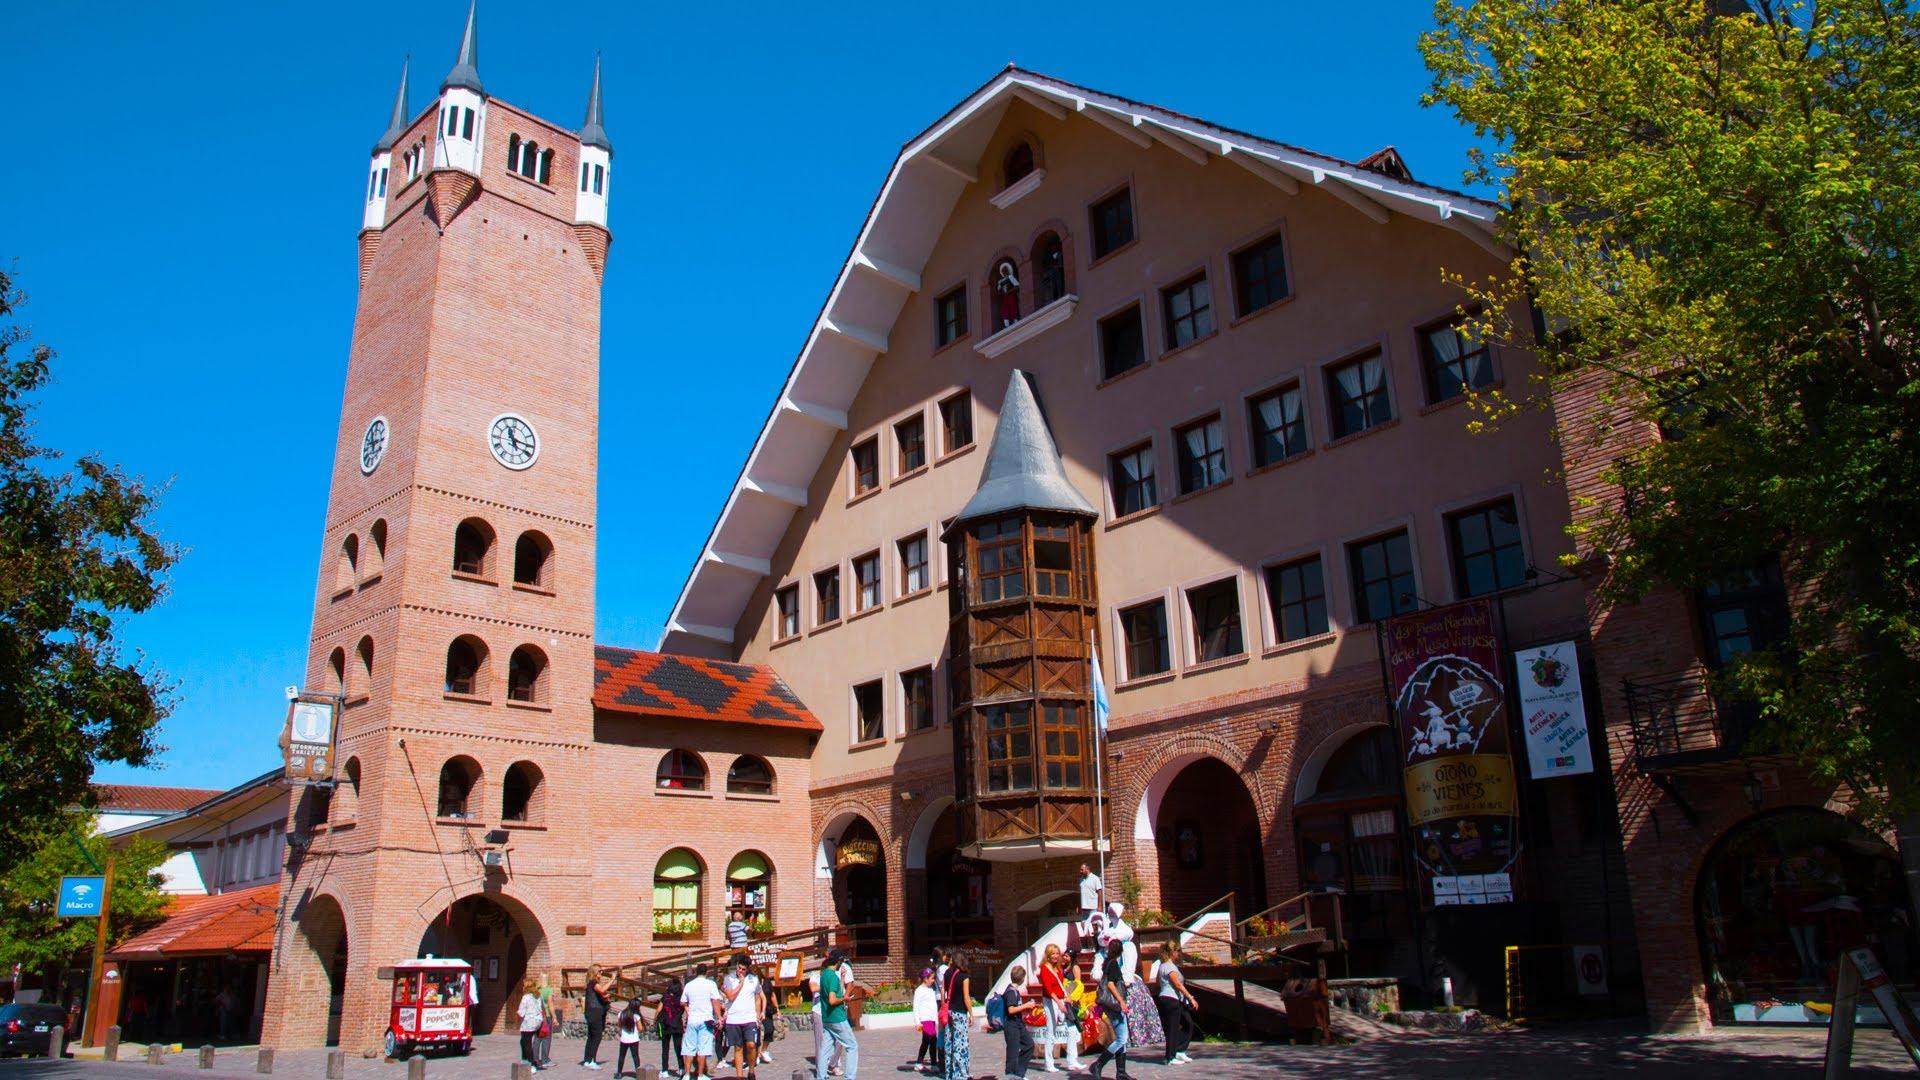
[994,260,1021,329]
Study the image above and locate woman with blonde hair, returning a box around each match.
[516,976,546,1070]
[1036,944,1080,1072]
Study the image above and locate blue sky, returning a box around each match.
[1,1,1491,791]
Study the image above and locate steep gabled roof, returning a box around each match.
[593,647,822,733]
[658,68,1506,655]
[950,369,1096,528]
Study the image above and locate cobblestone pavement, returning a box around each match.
[2,1020,1916,1078]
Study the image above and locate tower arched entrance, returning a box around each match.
[826,815,889,959]
[919,801,994,953]
[281,891,350,1048]
[416,893,548,1035]
[1150,757,1265,919]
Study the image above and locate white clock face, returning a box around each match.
[488,413,539,470]
[360,416,389,475]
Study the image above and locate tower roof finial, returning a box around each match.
[442,0,483,95]
[579,53,612,153]
[374,57,411,153]
[949,370,1097,528]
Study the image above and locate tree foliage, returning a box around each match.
[1422,1,1920,820]
[0,269,177,866]
[0,810,171,981]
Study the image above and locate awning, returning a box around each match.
[109,883,278,962]
[726,852,770,881]
[655,849,702,880]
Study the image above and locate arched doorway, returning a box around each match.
[280,891,349,1047]
[1697,807,1918,1024]
[920,803,994,953]
[1293,725,1411,978]
[1151,757,1265,920]
[828,817,888,958]
[417,894,547,1035]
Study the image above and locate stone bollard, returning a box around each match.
[257,1046,275,1073]
[44,1025,62,1058]
[200,1044,216,1068]
[326,1049,346,1078]
[147,1043,166,1065]
[104,1024,121,1061]
[637,1067,658,1080]
[408,1053,427,1080]
[511,1063,533,1080]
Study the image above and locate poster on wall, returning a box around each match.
[1383,598,1523,906]
[1513,640,1594,778]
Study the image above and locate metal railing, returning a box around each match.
[1624,670,1755,769]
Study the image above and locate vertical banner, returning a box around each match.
[1383,598,1523,906]
[1513,640,1594,778]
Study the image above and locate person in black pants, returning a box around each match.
[658,976,685,1077]
[581,967,611,1069]
[999,966,1041,1079]
[1152,943,1198,1066]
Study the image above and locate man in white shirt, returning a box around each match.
[679,963,725,1079]
[721,954,764,1079]
[1077,863,1104,932]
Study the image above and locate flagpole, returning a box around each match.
[1090,633,1109,902]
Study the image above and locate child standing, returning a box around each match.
[999,966,1041,1080]
[911,968,940,1073]
[614,1000,644,1078]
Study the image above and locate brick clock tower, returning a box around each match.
[264,4,613,1051]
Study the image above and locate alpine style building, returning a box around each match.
[257,6,1915,1049]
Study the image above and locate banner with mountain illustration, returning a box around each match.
[1383,598,1523,903]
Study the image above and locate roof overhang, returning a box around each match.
[658,69,1508,655]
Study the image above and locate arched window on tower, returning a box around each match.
[445,635,489,698]
[726,755,775,796]
[538,148,554,185]
[657,750,708,791]
[436,756,481,819]
[453,518,495,577]
[365,520,387,582]
[507,645,548,704]
[513,531,554,589]
[336,534,358,594]
[1033,232,1067,308]
[355,636,375,698]
[1004,141,1035,188]
[502,761,544,823]
[328,648,347,698]
[335,756,361,821]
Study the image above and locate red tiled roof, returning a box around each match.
[91,784,225,814]
[109,883,279,961]
[593,647,822,734]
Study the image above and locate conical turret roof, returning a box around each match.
[442,1,483,94]
[373,58,411,153]
[579,54,611,152]
[949,370,1097,530]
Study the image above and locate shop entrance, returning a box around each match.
[829,816,889,958]
[1293,725,1414,978]
[416,894,544,1035]
[922,803,995,951]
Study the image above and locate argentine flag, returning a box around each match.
[1092,643,1111,734]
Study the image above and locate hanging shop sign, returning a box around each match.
[281,693,340,784]
[1513,640,1594,779]
[834,839,881,869]
[1383,598,1522,906]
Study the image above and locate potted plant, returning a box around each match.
[748,915,774,938]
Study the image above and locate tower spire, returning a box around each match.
[373,57,411,153]
[442,0,483,95]
[951,370,1097,526]
[579,53,611,153]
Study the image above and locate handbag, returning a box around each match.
[1091,1013,1115,1049]
[537,1019,551,1039]
[1097,979,1125,1016]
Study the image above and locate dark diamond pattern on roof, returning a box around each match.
[594,646,822,734]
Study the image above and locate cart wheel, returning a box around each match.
[383,1030,399,1059]
[458,1039,472,1055]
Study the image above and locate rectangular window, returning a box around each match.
[461,107,474,139]
[580,163,589,192]
[1098,305,1146,380]
[935,286,969,348]
[775,584,800,639]
[1032,520,1074,598]
[592,164,604,195]
[973,517,1025,602]
[1248,383,1309,467]
[940,391,973,454]
[1187,578,1245,662]
[1108,442,1157,517]
[899,532,929,594]
[1041,701,1084,788]
[1264,556,1329,643]
[1232,232,1290,316]
[1174,415,1229,495]
[850,437,880,495]
[1327,351,1392,438]
[982,702,1034,792]
[814,567,841,624]
[1090,187,1135,258]
[1348,531,1418,623]
[902,666,934,732]
[1161,274,1215,349]
[1120,599,1170,679]
[853,551,882,612]
[853,680,884,743]
[1422,316,1494,403]
[1696,560,1788,668]
[896,415,926,473]
[377,169,388,198]
[1447,498,1527,598]
[445,107,458,136]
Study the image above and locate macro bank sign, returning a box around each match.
[57,875,106,917]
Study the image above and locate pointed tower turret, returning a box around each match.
[360,58,411,277]
[434,1,487,178]
[942,371,1104,863]
[373,58,411,153]
[571,54,614,277]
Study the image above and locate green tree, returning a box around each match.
[0,809,171,991]
[0,268,177,866]
[1421,2,1920,821]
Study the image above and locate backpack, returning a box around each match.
[984,991,1007,1033]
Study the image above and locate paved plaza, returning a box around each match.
[2,1021,1917,1078]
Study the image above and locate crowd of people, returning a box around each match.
[509,862,1203,1079]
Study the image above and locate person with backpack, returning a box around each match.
[656,976,686,1078]
[614,998,645,1078]
[993,965,1040,1080]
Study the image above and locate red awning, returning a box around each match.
[109,883,279,961]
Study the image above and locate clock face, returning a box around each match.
[360,416,388,475]
[488,413,539,470]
